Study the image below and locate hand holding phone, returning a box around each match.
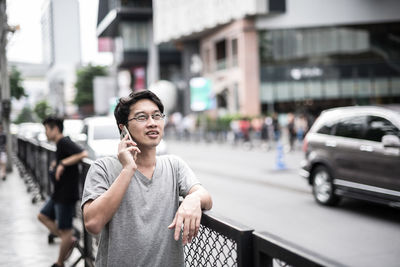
[121,125,133,141]
[118,125,140,168]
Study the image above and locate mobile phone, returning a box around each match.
[120,125,133,142]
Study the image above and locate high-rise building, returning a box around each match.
[96,0,181,105]
[41,0,81,116]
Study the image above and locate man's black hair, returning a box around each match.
[114,90,164,131]
[42,116,64,133]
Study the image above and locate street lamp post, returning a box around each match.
[0,0,17,172]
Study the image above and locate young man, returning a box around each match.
[82,90,213,266]
[38,116,88,267]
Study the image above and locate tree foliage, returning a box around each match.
[9,66,27,100]
[74,64,107,106]
[34,100,53,121]
[14,106,35,124]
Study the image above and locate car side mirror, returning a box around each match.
[382,135,400,148]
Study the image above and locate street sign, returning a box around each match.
[190,77,213,112]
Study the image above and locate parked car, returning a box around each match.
[80,116,167,160]
[63,119,84,143]
[300,106,400,208]
[17,122,46,142]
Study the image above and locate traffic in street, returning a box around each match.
[166,139,400,267]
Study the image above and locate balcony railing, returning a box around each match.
[14,136,344,267]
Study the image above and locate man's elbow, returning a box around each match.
[81,150,88,159]
[84,217,102,235]
[83,203,103,235]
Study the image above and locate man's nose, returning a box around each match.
[146,116,157,125]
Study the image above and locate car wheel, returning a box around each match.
[312,165,339,206]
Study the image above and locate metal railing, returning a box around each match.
[14,136,344,267]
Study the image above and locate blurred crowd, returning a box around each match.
[164,112,315,152]
[11,111,315,155]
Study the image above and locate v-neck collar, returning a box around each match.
[135,157,159,185]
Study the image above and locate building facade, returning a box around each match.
[96,0,182,105]
[41,0,81,116]
[257,0,400,115]
[154,0,400,117]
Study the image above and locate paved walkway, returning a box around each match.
[0,165,83,267]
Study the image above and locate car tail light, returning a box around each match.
[302,135,308,153]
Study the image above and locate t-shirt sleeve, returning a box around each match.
[173,156,200,197]
[66,138,83,155]
[59,138,83,159]
[81,159,111,209]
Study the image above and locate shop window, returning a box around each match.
[292,82,306,100]
[307,81,323,99]
[391,78,400,95]
[341,80,356,98]
[324,80,340,98]
[275,82,290,101]
[357,79,372,97]
[374,78,390,96]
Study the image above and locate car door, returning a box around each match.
[359,115,400,192]
[332,115,368,184]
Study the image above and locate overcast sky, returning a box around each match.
[6,0,112,65]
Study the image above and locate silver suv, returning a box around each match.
[300,106,400,208]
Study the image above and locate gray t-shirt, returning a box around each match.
[81,154,200,267]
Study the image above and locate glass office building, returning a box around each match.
[259,22,400,115]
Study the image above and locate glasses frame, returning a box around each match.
[127,113,166,123]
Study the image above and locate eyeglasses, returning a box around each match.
[127,112,166,123]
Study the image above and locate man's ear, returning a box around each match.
[118,124,124,131]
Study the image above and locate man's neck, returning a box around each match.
[136,148,157,169]
[54,133,64,144]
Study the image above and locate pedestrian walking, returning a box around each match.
[37,116,88,267]
[0,124,7,181]
[81,90,213,266]
[287,113,297,151]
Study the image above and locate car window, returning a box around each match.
[334,116,366,139]
[93,125,120,140]
[317,121,335,135]
[364,116,400,142]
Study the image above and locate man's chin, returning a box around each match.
[141,139,161,148]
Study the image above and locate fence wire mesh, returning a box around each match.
[184,224,237,267]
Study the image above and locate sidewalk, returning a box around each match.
[0,166,82,267]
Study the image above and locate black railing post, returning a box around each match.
[237,229,253,267]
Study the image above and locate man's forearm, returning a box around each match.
[187,185,213,210]
[60,151,88,166]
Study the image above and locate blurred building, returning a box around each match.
[257,0,400,115]
[154,0,400,117]
[96,0,182,103]
[8,62,47,121]
[41,0,81,116]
